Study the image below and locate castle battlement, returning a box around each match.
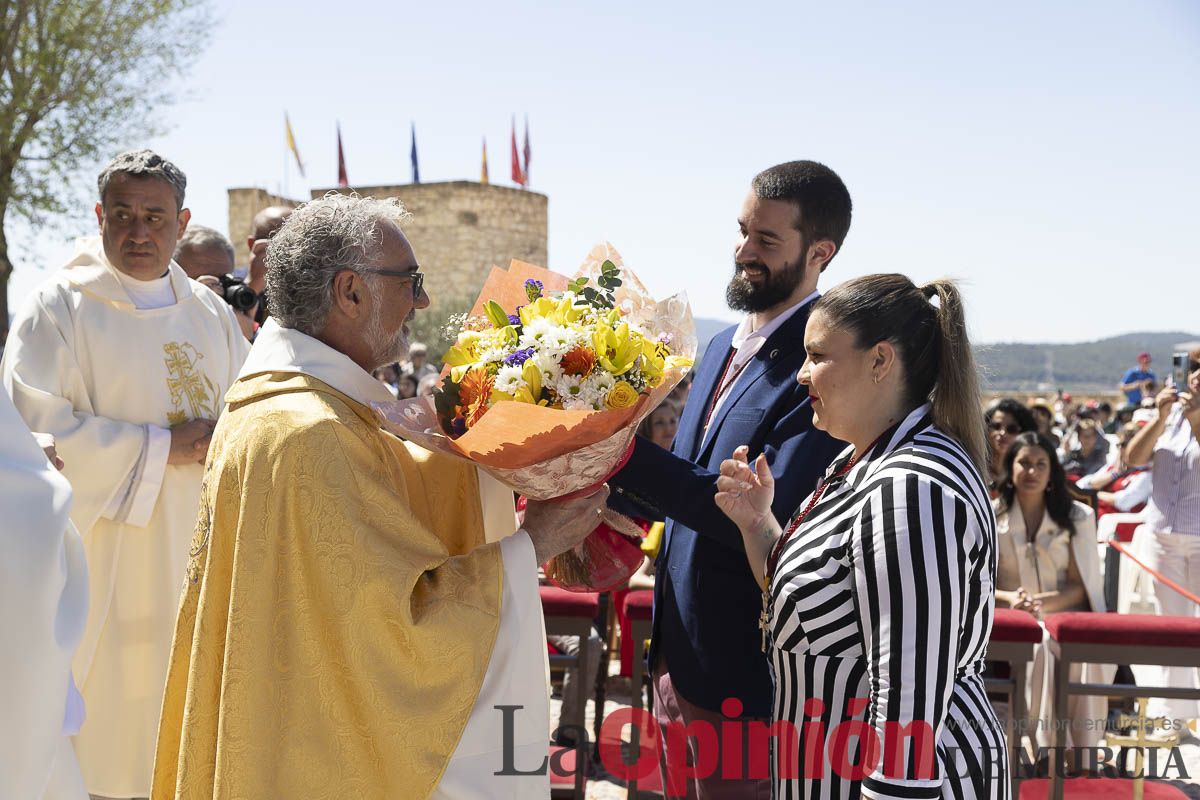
[227,181,548,307]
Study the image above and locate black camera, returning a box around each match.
[218,274,257,313]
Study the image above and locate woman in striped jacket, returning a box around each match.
[716,274,1008,799]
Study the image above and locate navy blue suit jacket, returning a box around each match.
[610,299,844,717]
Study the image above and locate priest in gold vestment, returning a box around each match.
[153,194,608,799]
[1,151,250,799]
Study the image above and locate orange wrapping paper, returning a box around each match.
[373,244,696,588]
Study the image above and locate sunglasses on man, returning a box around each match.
[355,268,425,300]
[988,421,1022,435]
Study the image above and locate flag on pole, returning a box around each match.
[410,122,420,184]
[481,137,489,184]
[336,122,349,188]
[523,116,531,187]
[285,113,305,177]
[510,116,525,187]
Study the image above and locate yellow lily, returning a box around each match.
[666,354,695,371]
[518,296,586,327]
[592,321,643,376]
[521,360,543,400]
[518,297,559,327]
[444,332,489,382]
[640,338,666,381]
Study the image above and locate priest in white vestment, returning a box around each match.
[0,389,89,800]
[151,194,607,799]
[0,150,250,799]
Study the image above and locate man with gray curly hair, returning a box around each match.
[153,193,608,799]
[1,149,249,799]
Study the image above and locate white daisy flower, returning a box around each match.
[531,351,564,384]
[494,365,526,394]
[583,371,615,395]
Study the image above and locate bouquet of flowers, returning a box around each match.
[374,243,695,590]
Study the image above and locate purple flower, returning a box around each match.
[502,347,536,367]
[449,415,467,438]
[524,279,544,302]
[507,314,521,326]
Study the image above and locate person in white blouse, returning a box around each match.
[992,431,1112,751]
[1122,348,1200,729]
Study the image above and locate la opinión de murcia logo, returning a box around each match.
[492,700,1192,791]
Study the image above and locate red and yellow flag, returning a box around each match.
[285,113,305,177]
[510,117,525,186]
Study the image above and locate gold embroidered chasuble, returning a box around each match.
[153,370,510,799]
[1,237,249,797]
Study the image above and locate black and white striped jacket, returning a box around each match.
[769,404,1008,800]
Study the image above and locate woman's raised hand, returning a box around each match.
[715,445,775,532]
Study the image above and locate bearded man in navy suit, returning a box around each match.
[610,161,852,797]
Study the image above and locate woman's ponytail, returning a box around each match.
[815,273,988,478]
[922,279,988,475]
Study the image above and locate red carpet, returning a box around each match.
[1020,777,1190,799]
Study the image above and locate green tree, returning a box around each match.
[0,0,212,326]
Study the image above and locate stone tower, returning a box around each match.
[226,182,548,307]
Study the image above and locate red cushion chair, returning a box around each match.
[624,589,653,621]
[1042,612,1200,800]
[541,587,599,799]
[992,607,1044,644]
[1044,611,1200,648]
[1113,521,1140,543]
[987,608,1043,798]
[620,590,655,798]
[540,586,599,618]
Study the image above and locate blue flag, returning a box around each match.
[410,123,420,184]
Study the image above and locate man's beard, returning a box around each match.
[725,247,809,313]
[365,301,409,371]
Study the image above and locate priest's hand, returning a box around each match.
[169,418,218,465]
[32,432,65,470]
[524,486,611,565]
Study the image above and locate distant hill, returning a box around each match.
[694,321,1198,394]
[976,331,1199,393]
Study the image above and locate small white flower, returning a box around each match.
[554,374,583,395]
[519,318,556,348]
[479,346,509,364]
[583,371,615,395]
[494,365,526,394]
[531,350,564,384]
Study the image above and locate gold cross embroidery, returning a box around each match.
[163,342,219,423]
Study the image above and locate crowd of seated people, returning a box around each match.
[984,358,1200,749]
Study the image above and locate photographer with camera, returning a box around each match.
[175,226,257,341]
[1123,345,1200,732]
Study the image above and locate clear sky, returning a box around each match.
[7,0,1199,343]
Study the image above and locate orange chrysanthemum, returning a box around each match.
[458,368,494,407]
[560,346,596,377]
